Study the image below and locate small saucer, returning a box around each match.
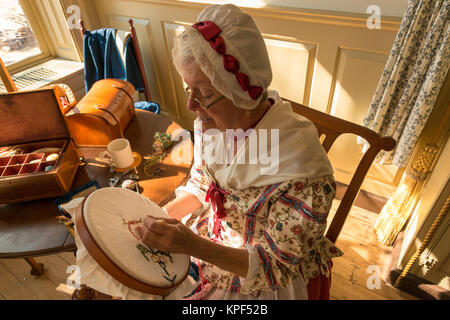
[114,152,142,172]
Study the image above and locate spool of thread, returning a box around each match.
[46,153,59,161]
[29,159,41,164]
[45,165,53,172]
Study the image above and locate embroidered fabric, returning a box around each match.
[63,197,197,300]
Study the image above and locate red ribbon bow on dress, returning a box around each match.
[205,181,228,239]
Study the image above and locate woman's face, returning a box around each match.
[181,61,249,133]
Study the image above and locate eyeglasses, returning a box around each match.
[184,86,225,109]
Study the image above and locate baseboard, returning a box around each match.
[383,232,450,300]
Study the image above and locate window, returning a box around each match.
[0,0,42,66]
[0,0,83,93]
[0,0,62,76]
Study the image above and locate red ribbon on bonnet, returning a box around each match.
[192,20,263,101]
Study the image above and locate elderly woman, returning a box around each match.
[136,4,342,300]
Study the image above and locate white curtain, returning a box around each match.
[359,0,449,167]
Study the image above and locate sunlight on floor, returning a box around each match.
[56,283,76,296]
[351,246,370,261]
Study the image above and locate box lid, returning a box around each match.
[0,88,70,146]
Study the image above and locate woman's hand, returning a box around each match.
[136,214,249,278]
[135,216,198,254]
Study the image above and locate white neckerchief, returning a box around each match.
[194,91,334,190]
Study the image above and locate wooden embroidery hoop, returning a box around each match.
[75,190,190,296]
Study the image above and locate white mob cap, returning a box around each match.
[172,4,272,110]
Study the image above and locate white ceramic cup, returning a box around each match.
[99,138,134,169]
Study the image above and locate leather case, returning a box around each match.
[0,87,80,204]
[65,79,136,147]
[46,83,77,115]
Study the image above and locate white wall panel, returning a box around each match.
[327,47,397,196]
[264,37,316,105]
[161,21,192,121]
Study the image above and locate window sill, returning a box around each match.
[0,58,84,98]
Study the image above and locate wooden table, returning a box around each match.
[0,110,193,277]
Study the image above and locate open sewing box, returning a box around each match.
[0,87,80,204]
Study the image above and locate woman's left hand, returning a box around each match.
[135,216,197,254]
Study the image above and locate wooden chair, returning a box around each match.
[288,100,396,244]
[80,19,151,101]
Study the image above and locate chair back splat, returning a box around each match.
[288,100,396,243]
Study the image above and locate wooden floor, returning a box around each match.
[328,200,417,300]
[0,199,418,300]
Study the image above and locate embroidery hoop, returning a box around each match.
[75,188,190,296]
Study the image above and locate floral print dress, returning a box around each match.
[179,161,343,297]
[178,93,344,299]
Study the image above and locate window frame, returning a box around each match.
[3,0,82,75]
[2,0,55,73]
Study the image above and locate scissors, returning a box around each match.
[108,169,138,187]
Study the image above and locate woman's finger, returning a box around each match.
[144,215,178,224]
[143,216,177,234]
[139,227,166,248]
[135,225,144,240]
[143,216,163,233]
[159,217,179,224]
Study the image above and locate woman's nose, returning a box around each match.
[187,97,202,112]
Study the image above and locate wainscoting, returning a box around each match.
[73,0,403,199]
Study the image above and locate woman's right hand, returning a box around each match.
[136,215,199,254]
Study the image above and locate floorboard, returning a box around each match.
[0,261,39,300]
[331,202,418,300]
[0,258,70,300]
